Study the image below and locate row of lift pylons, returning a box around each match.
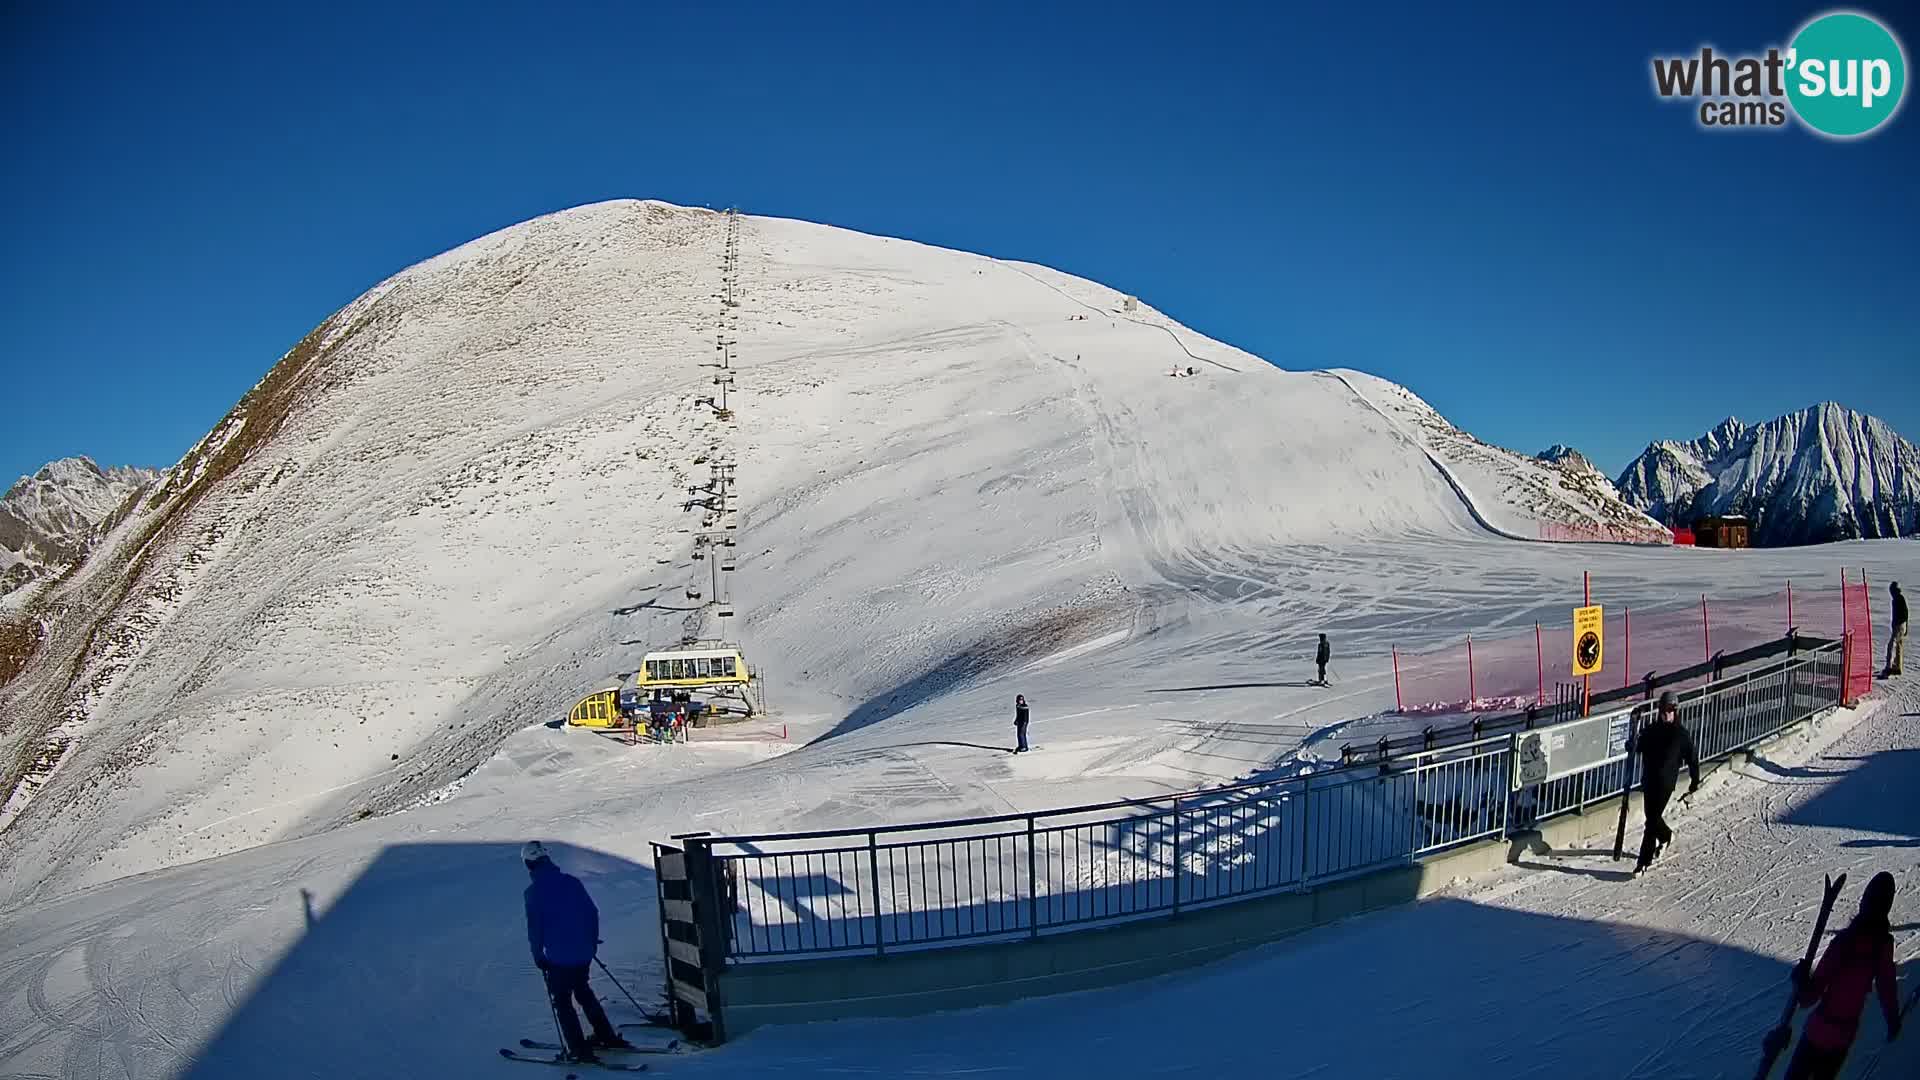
[569,209,765,740]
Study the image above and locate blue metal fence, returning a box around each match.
[691,641,1845,962]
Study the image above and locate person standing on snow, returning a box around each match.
[1630,691,1699,874]
[522,841,631,1063]
[1785,870,1903,1078]
[1886,581,1908,677]
[1315,634,1331,686]
[1013,694,1030,753]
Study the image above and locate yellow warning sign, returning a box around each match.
[1572,605,1604,677]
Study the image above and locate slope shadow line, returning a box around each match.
[1152,681,1318,693]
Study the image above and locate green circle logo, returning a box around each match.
[1786,11,1907,137]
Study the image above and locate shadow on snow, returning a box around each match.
[179,841,658,1080]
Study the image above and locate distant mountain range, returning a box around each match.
[1616,404,1920,546]
[1,458,159,599]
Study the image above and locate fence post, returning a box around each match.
[1535,622,1544,706]
[1411,749,1423,855]
[1392,646,1403,712]
[1840,568,1849,642]
[867,832,884,955]
[1841,632,1854,707]
[1624,608,1631,689]
[1701,594,1711,663]
[1025,815,1038,939]
[1467,635,1476,705]
[1170,798,1183,914]
[1787,581,1793,635]
[1499,734,1516,839]
[681,836,730,1042]
[1298,779,1311,886]
[1862,570,1874,676]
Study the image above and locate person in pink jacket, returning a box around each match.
[1786,871,1903,1079]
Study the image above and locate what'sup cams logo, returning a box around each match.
[1651,9,1907,137]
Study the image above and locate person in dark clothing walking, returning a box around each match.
[522,841,630,1063]
[1785,871,1902,1078]
[1631,691,1699,873]
[1886,581,1907,677]
[1315,634,1331,686]
[1013,694,1030,753]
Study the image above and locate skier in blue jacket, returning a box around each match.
[522,841,630,1063]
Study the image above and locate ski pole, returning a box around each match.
[595,955,646,1013]
[541,967,567,1050]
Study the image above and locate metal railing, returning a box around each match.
[686,641,1846,963]
[1344,631,1831,765]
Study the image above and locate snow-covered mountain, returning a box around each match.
[0,457,158,599]
[1,200,1919,1080]
[1535,444,1597,473]
[1617,405,1920,546]
[0,200,1689,906]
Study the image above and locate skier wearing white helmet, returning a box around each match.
[521,842,631,1063]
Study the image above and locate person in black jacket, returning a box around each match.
[1886,581,1907,677]
[1315,634,1331,686]
[1013,694,1030,753]
[1632,691,1701,874]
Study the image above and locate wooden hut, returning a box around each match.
[1692,515,1751,549]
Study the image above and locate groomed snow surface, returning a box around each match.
[1,678,1914,1079]
[1,201,1917,1078]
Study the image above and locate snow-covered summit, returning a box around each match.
[1535,444,1601,475]
[0,456,158,599]
[0,200,1683,905]
[1617,403,1920,545]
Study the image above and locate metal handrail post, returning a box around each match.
[867,832,884,956]
[1298,779,1311,887]
[1025,815,1039,940]
[1170,798,1183,914]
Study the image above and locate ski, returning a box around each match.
[520,1038,680,1055]
[498,1048,648,1073]
[1753,872,1847,1080]
[1611,714,1641,861]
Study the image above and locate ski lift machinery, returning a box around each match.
[627,641,763,720]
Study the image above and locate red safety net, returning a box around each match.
[1842,573,1874,705]
[1390,578,1856,716]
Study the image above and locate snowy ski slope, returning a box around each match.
[0,198,1653,905]
[1,200,1917,1079]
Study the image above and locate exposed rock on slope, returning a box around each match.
[1334,372,1668,543]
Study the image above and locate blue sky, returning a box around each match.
[1,1,1914,486]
